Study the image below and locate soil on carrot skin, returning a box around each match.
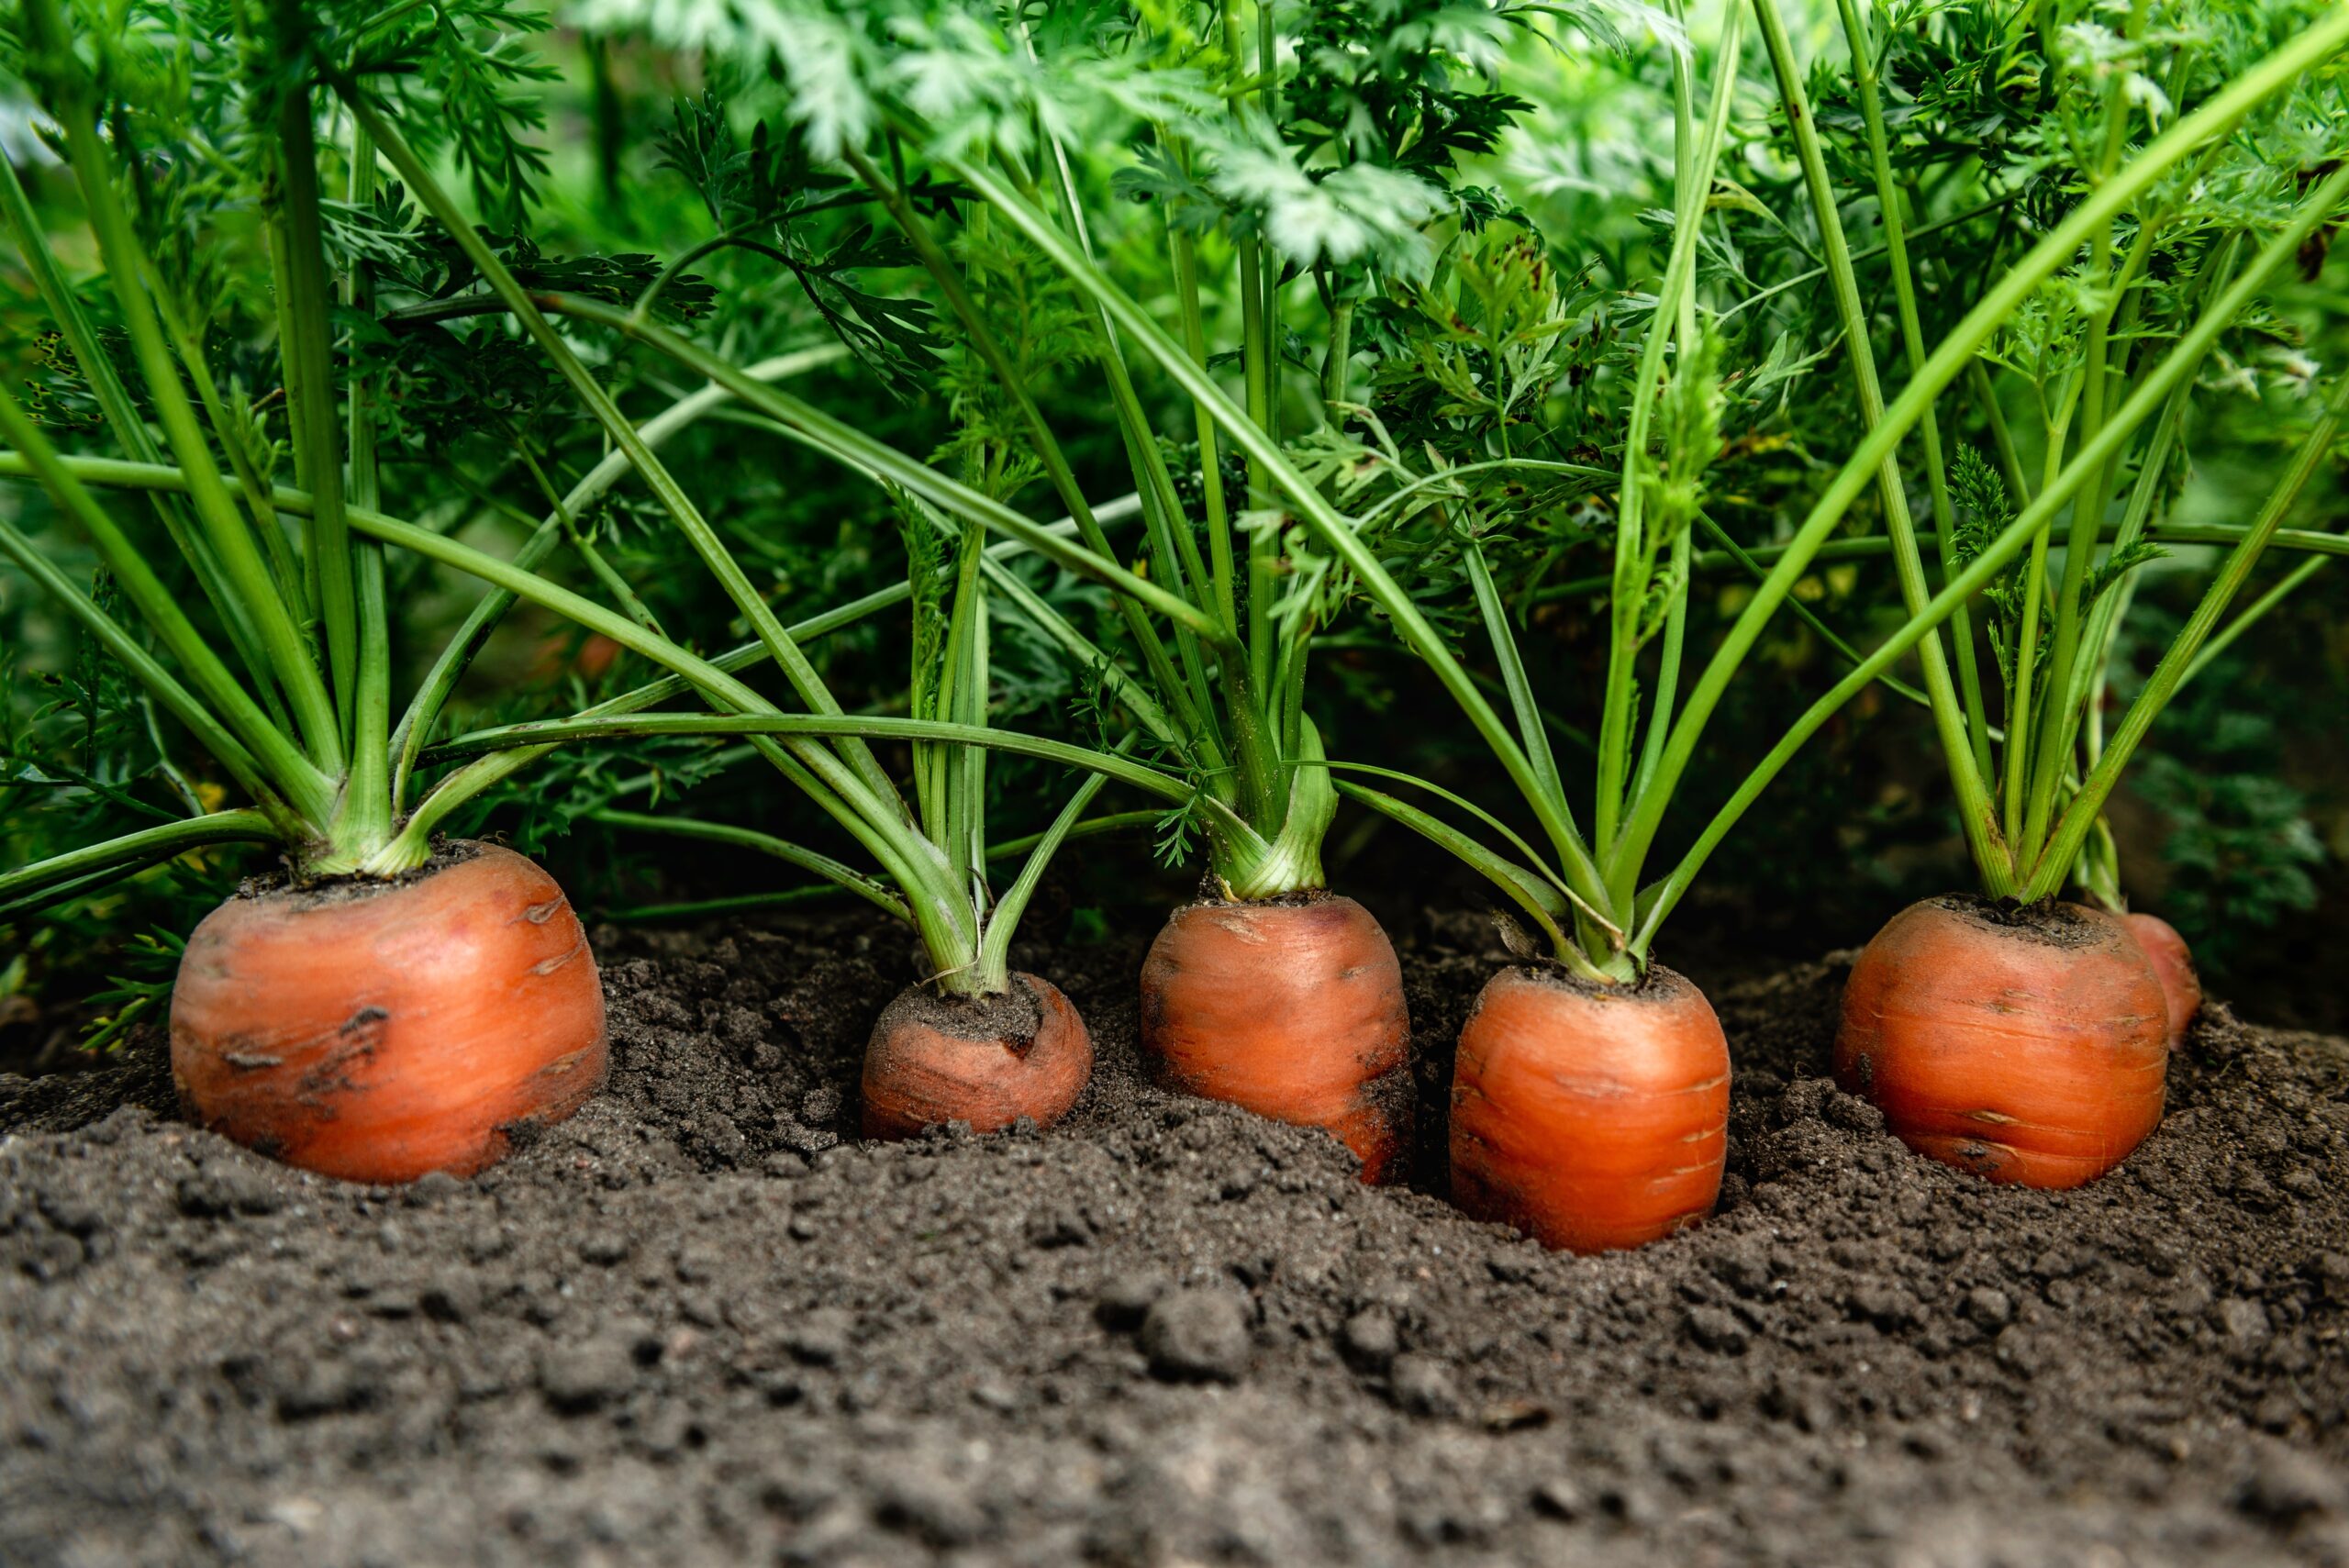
[233,837,490,910]
[873,974,1046,1047]
[1169,881,1348,912]
[3,908,2347,1568]
[1920,891,2121,951]
[1472,956,1709,1007]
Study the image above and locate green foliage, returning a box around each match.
[2116,600,2329,971]
[896,491,952,721]
[6,0,2349,1022]
[1368,219,1598,439]
[4,575,209,867]
[1647,322,1727,544]
[79,929,182,1053]
[340,0,561,226]
[2135,747,2324,968]
[1948,442,2028,692]
[1,596,248,1047]
[652,87,945,397]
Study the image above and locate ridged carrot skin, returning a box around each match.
[862,973,1092,1139]
[2123,911,2202,1051]
[1140,894,1411,1183]
[1837,896,2167,1188]
[1450,963,1730,1253]
[171,841,607,1184]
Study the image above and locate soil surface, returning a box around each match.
[3,906,2347,1567]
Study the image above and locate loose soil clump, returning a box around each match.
[3,909,2346,1566]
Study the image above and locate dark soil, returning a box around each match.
[4,906,2347,1567]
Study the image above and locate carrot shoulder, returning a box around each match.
[1451,964,1729,1253]
[862,973,1092,1140]
[1837,896,2166,1188]
[171,841,607,1184]
[2123,911,2202,1051]
[1140,894,1411,1182]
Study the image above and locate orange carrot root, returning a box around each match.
[171,840,608,1184]
[2123,911,2202,1051]
[861,973,1092,1140]
[1450,964,1729,1253]
[1837,896,2166,1189]
[1139,894,1411,1183]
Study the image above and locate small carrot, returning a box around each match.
[1140,894,1411,1183]
[862,973,1092,1139]
[171,841,608,1184]
[2123,911,2202,1051]
[1451,964,1729,1253]
[1837,896,2166,1188]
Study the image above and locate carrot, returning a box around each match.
[2123,911,2202,1051]
[530,630,624,684]
[862,973,1091,1140]
[1139,894,1412,1183]
[1836,896,2167,1188]
[1450,964,1729,1253]
[171,840,607,1184]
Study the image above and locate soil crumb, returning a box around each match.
[2,908,2345,1567]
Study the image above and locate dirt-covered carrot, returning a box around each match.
[863,974,1092,1139]
[1836,898,2166,1187]
[171,842,607,1184]
[1451,966,1727,1252]
[2123,912,2202,1051]
[1141,894,1410,1183]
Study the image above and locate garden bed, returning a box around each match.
[3,909,2345,1568]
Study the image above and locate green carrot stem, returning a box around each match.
[1756,0,2006,893]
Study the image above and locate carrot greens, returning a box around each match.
[0,0,885,918]
[9,0,2345,1008]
